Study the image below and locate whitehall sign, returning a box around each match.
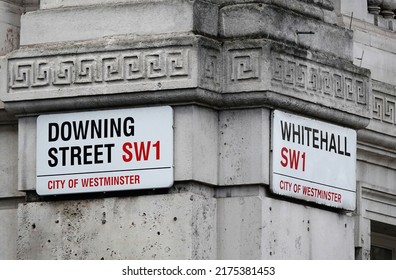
[271,110,356,210]
[36,106,174,195]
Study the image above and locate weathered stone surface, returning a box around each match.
[41,0,335,12]
[219,109,270,186]
[369,81,396,137]
[18,117,36,192]
[219,3,351,60]
[174,106,218,185]
[21,0,343,53]
[17,190,216,259]
[217,195,263,259]
[0,207,18,259]
[353,41,396,87]
[2,35,201,101]
[217,187,355,259]
[221,39,371,121]
[0,35,370,128]
[40,0,160,9]
[357,80,396,152]
[21,0,206,45]
[0,123,19,197]
[0,1,22,56]
[39,0,221,36]
[262,196,354,259]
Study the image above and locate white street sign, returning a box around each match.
[36,106,173,195]
[271,110,356,210]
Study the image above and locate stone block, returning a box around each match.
[2,35,200,103]
[354,42,396,86]
[210,0,334,12]
[18,117,36,192]
[17,191,216,259]
[221,39,371,123]
[220,3,353,61]
[0,123,19,197]
[217,189,355,259]
[193,0,219,37]
[217,195,262,259]
[366,81,396,139]
[21,0,218,45]
[174,106,218,185]
[198,39,223,93]
[0,1,22,56]
[40,0,155,9]
[40,0,221,36]
[369,32,396,54]
[338,0,370,23]
[0,208,17,259]
[219,109,270,186]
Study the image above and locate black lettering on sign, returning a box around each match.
[47,144,115,167]
[48,117,134,142]
[279,120,351,157]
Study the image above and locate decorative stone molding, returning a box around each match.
[2,43,196,100]
[358,80,396,152]
[360,80,396,143]
[373,93,395,125]
[228,48,261,84]
[0,35,371,128]
[372,81,396,124]
[8,48,190,90]
[270,53,368,106]
[200,45,222,93]
[222,41,370,119]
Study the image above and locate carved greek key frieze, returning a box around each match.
[202,46,221,91]
[373,94,396,125]
[53,60,74,85]
[271,54,368,106]
[228,49,261,82]
[8,48,190,92]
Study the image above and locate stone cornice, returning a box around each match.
[0,35,371,128]
[3,88,370,129]
[357,80,396,155]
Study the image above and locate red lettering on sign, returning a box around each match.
[47,179,65,190]
[280,147,306,172]
[81,175,141,187]
[122,141,161,162]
